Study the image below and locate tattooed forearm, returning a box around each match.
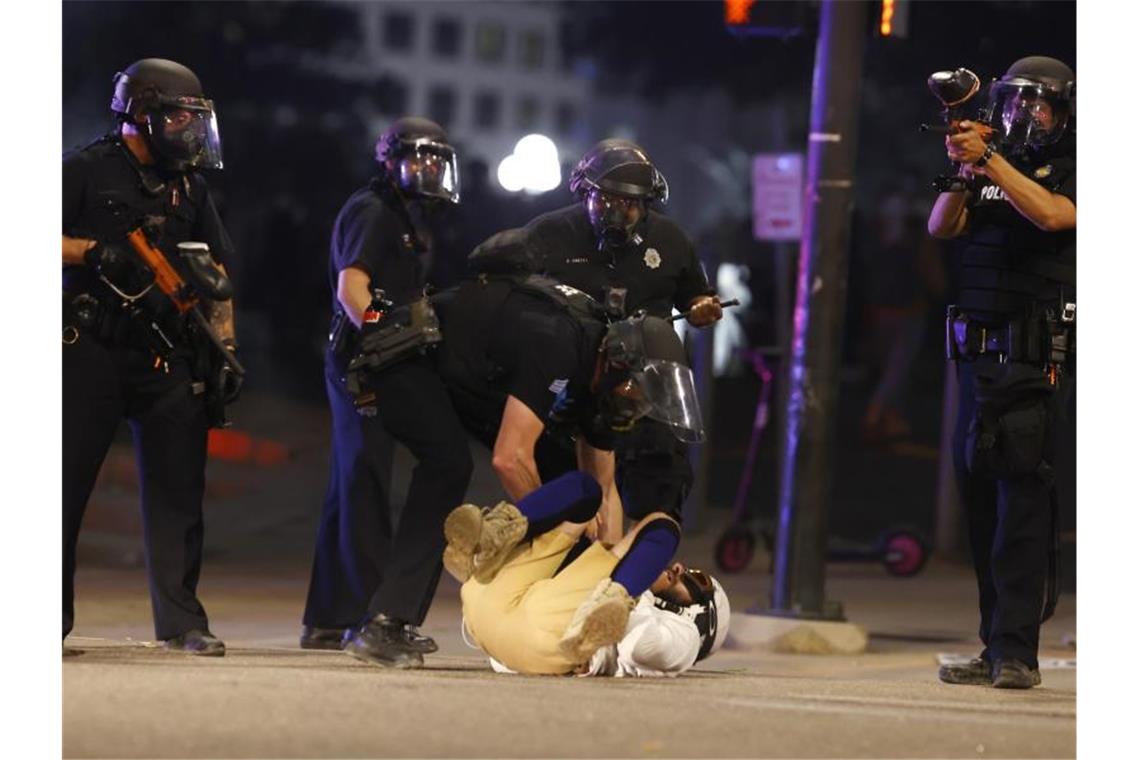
[210,264,236,343]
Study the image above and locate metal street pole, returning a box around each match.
[768,0,868,619]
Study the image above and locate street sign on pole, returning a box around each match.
[752,153,804,242]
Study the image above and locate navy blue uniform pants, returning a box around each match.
[63,335,210,641]
[303,354,473,628]
[953,359,1069,670]
[616,418,693,523]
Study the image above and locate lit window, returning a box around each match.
[475,21,506,63]
[518,29,545,69]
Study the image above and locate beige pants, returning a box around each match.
[461,531,619,675]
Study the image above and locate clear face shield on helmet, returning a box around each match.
[392,140,460,203]
[599,358,705,442]
[144,96,224,170]
[985,78,1070,153]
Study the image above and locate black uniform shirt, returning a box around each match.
[959,145,1076,318]
[62,136,233,296]
[523,204,714,319]
[438,285,614,451]
[328,184,425,310]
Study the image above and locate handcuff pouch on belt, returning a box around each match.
[946,302,1075,382]
[337,295,443,414]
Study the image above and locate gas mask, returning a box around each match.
[586,188,646,249]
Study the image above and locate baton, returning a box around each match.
[670,298,740,323]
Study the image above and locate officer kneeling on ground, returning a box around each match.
[443,471,730,676]
[302,117,473,669]
[62,58,239,656]
[434,241,705,544]
[928,56,1076,689]
[513,139,723,523]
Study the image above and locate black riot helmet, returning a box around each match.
[984,56,1075,154]
[596,314,704,441]
[569,139,669,249]
[375,117,461,204]
[111,58,224,172]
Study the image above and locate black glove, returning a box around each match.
[84,241,149,286]
[218,362,243,405]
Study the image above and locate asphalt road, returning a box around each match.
[63,560,1076,759]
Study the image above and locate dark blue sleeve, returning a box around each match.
[333,196,393,277]
[666,221,715,312]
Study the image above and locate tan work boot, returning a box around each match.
[557,579,635,664]
[442,504,483,582]
[442,501,528,584]
[471,502,528,583]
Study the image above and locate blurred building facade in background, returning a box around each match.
[62,1,1075,545]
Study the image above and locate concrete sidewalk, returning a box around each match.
[64,556,1076,759]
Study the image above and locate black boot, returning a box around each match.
[299,626,350,651]
[164,629,225,657]
[938,656,992,686]
[344,615,424,669]
[992,658,1042,689]
[398,624,438,654]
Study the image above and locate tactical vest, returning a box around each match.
[958,153,1076,318]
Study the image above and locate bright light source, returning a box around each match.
[724,0,755,25]
[880,0,895,36]
[495,134,561,194]
[497,154,525,192]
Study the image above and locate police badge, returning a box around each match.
[1034,165,1053,179]
[644,248,661,269]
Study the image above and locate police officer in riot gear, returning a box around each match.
[62,58,236,655]
[513,139,722,523]
[302,117,473,668]
[928,56,1076,689]
[437,229,705,545]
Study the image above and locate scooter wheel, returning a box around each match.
[715,528,755,574]
[881,531,929,577]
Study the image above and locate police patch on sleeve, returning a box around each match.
[643,248,661,269]
[1034,165,1053,179]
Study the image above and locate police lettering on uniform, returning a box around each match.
[436,242,706,545]
[928,56,1076,690]
[62,58,238,656]
[483,140,722,522]
[302,117,474,669]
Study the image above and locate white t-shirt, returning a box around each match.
[477,591,702,678]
